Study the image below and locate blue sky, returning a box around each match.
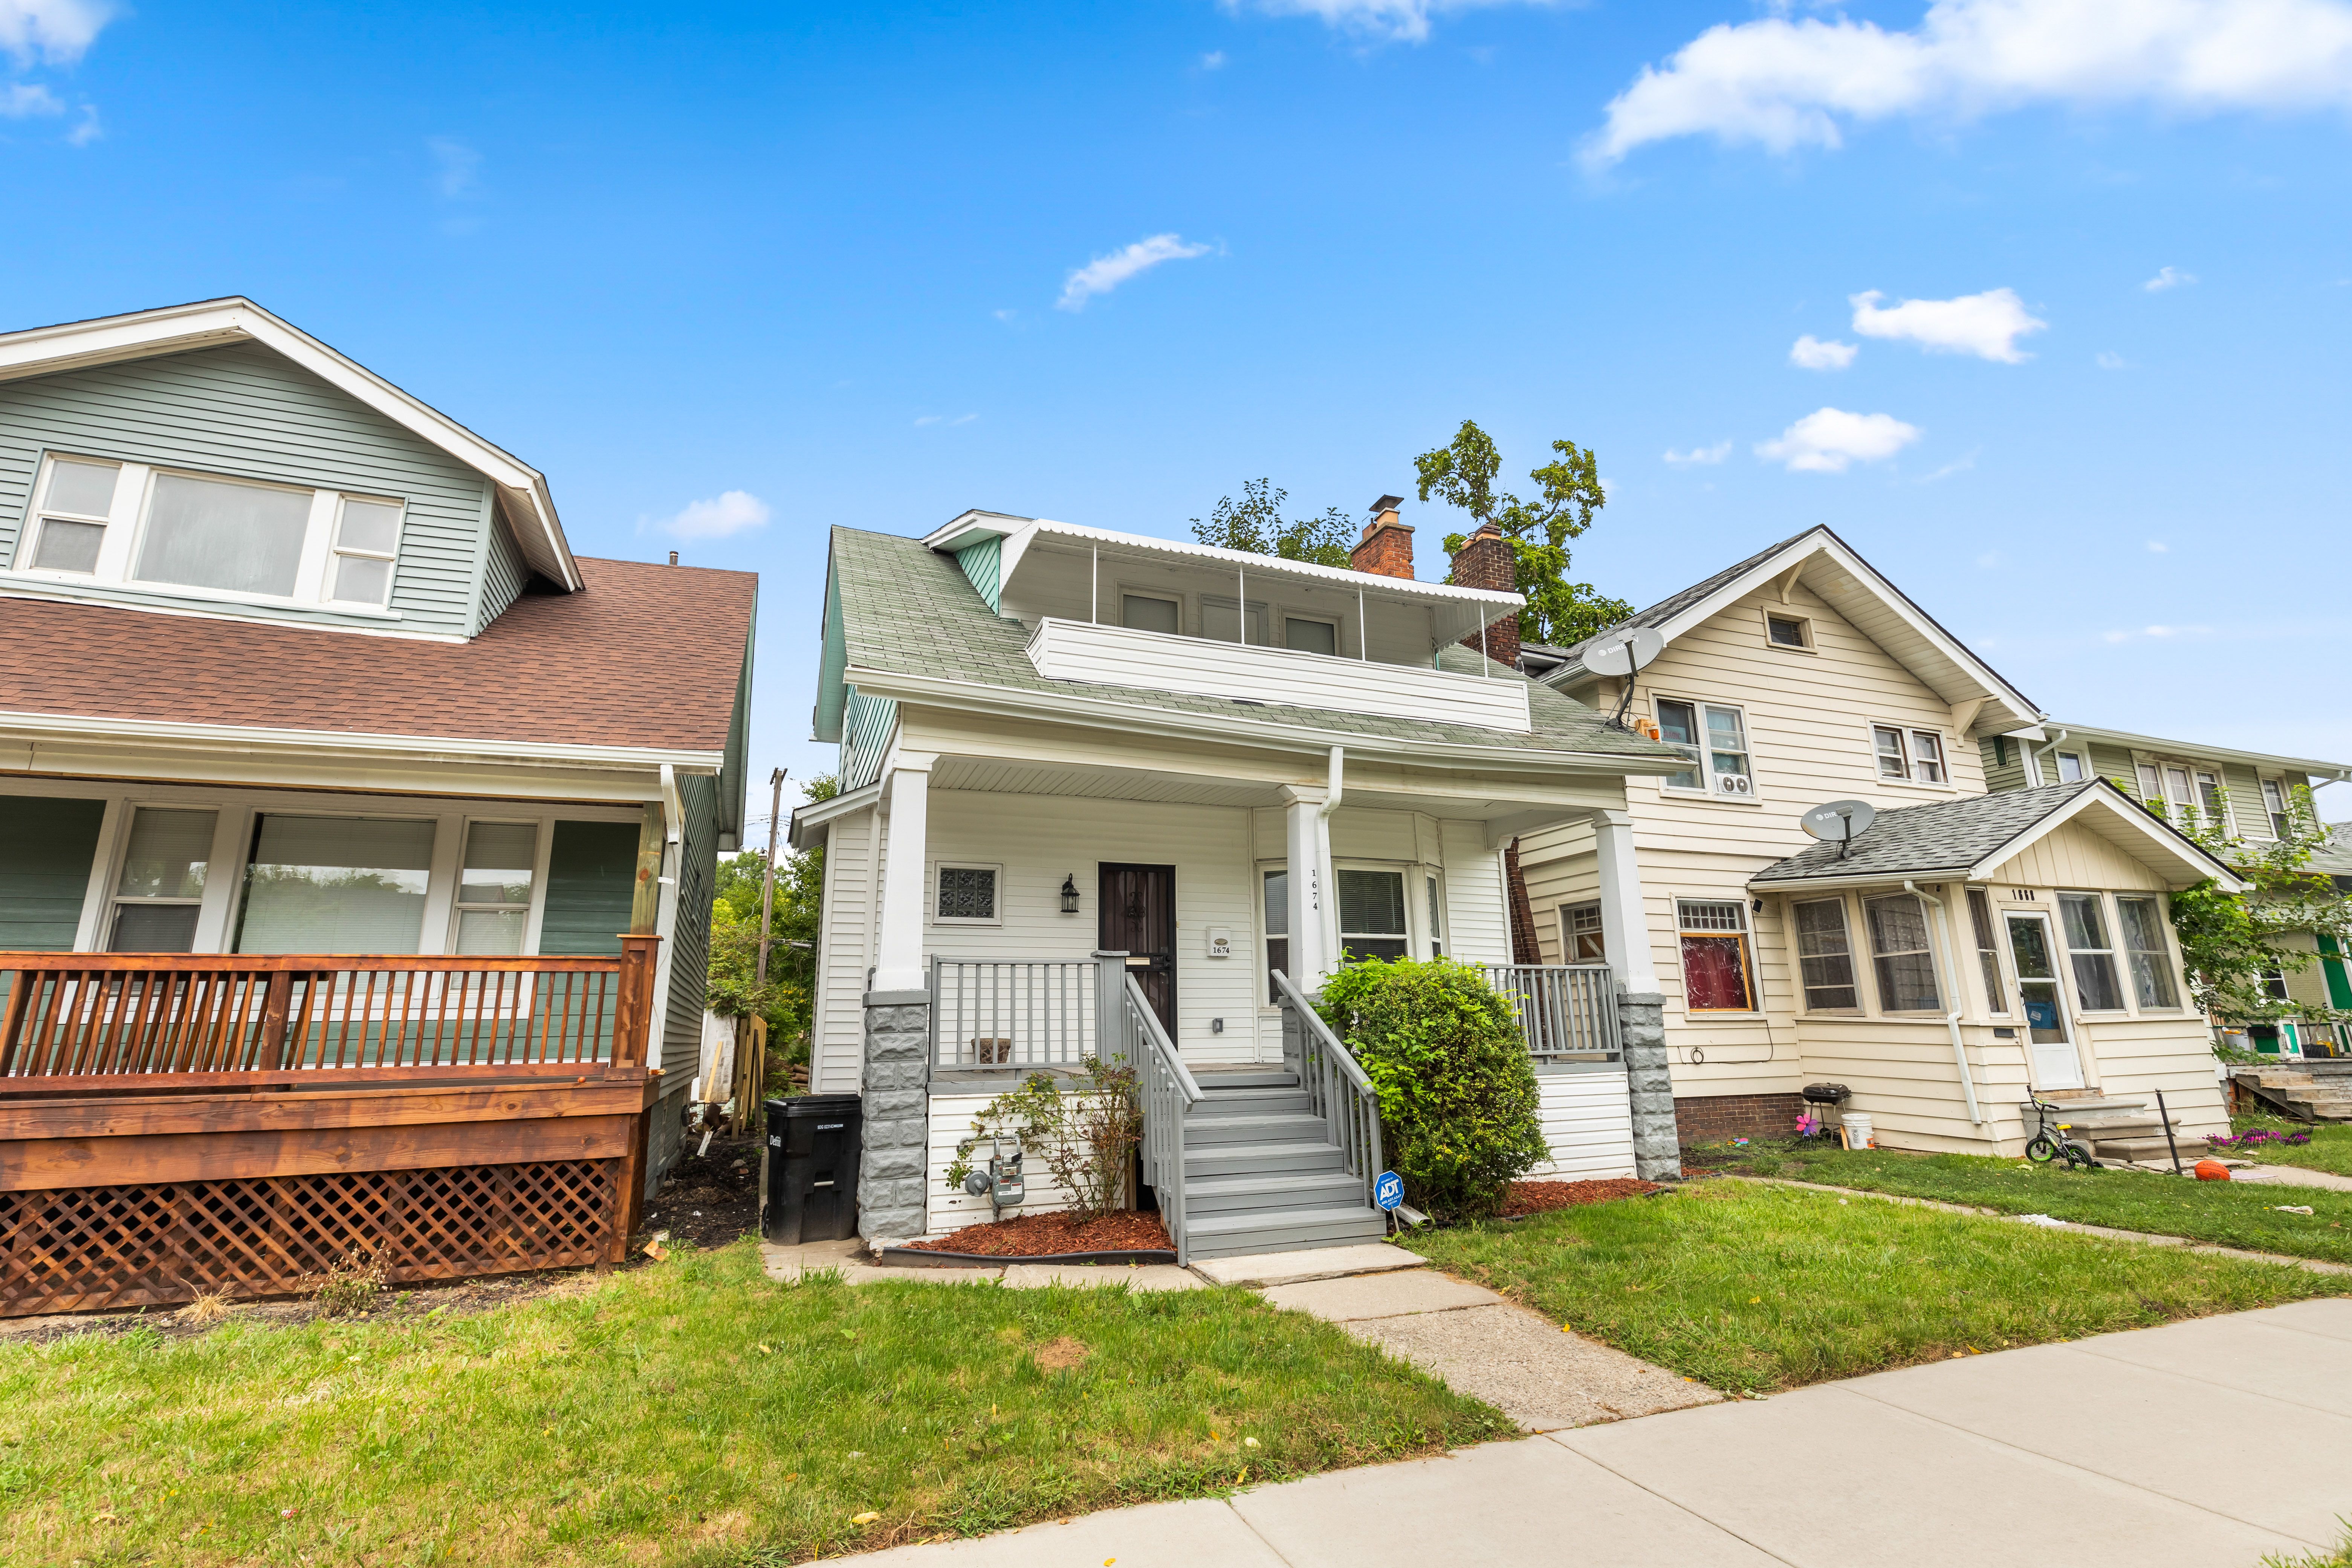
[6,0,2350,821]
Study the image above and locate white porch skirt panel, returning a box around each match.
[1525,1068,1637,1181]
[924,1091,1082,1237]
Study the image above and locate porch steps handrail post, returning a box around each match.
[1122,971,1200,1265]
[1268,969,1383,1215]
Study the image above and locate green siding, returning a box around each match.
[480,511,531,627]
[662,772,717,1074]
[0,341,495,638]
[0,796,103,949]
[1979,735,2029,793]
[2085,741,2138,790]
[538,820,639,957]
[954,536,1002,613]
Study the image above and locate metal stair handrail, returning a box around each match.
[1122,972,1203,1264]
[1270,969,1385,1217]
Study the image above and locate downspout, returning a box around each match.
[1906,880,1985,1125]
[2030,727,2069,787]
[1319,747,1344,969]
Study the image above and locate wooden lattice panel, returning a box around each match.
[0,1159,625,1317]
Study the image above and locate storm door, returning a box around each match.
[1099,863,1177,1038]
[2006,911,2085,1090]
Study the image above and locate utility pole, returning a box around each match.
[756,768,787,989]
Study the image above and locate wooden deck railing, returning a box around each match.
[0,939,662,1086]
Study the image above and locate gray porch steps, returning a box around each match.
[1161,1071,1388,1259]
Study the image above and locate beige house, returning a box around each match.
[1516,527,2240,1156]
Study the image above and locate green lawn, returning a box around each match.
[1747,1143,2352,1264]
[0,1241,1510,1566]
[1401,1181,2350,1396]
[2221,1114,2352,1179]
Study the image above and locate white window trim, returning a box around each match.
[1760,607,1816,653]
[1653,694,1761,803]
[327,494,408,608]
[1279,609,1344,656]
[1111,582,1186,635]
[1869,719,1958,791]
[2056,889,2133,1016]
[2259,776,2292,841]
[1334,858,1418,962]
[1964,885,2015,1019]
[1861,890,1947,1015]
[929,860,1005,926]
[1790,892,1863,1015]
[2112,891,2186,1014]
[5,450,408,620]
[446,818,546,954]
[1559,900,1605,964]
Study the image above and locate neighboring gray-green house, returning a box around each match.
[0,297,758,1190]
[1981,722,2352,1058]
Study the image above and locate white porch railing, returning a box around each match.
[929,956,1113,1068]
[1476,964,1622,1062]
[1120,972,1202,1265]
[1271,969,1385,1218]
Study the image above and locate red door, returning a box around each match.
[1098,863,1176,1038]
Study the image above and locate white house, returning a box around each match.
[791,505,1691,1259]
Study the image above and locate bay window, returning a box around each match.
[1677,899,1756,1012]
[1338,868,1409,963]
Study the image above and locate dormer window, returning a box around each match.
[12,452,408,616]
[30,458,119,573]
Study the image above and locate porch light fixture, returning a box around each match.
[1060,874,1080,914]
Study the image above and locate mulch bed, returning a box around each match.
[1500,1178,1662,1217]
[902,1209,1174,1257]
[642,1133,764,1252]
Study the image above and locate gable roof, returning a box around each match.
[0,298,580,591]
[2026,720,2352,782]
[1748,778,2244,893]
[1534,526,2040,734]
[817,525,1687,773]
[0,556,752,765]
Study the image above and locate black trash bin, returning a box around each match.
[763,1094,863,1244]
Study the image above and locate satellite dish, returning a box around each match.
[1801,799,1878,860]
[1582,625,1664,678]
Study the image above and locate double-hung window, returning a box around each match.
[1656,699,1754,798]
[1338,868,1409,963]
[1424,874,1445,959]
[453,822,538,954]
[2054,751,2085,783]
[1873,726,1947,784]
[1793,898,1858,1011]
[2196,770,2227,830]
[2161,766,2197,825]
[1677,899,1756,1012]
[109,807,217,952]
[29,457,120,574]
[2137,763,2164,805]
[2058,893,2125,1011]
[2115,896,2179,1010]
[1967,889,2008,1013]
[1864,893,1941,1011]
[1263,868,1289,1000]
[2262,779,2292,839]
[1562,902,1605,961]
[330,498,405,606]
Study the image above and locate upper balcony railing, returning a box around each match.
[1025,617,1531,734]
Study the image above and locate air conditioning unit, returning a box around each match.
[1717,774,1754,797]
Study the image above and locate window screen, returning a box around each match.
[1967,888,2007,1013]
[1338,868,1408,963]
[1794,898,1858,1010]
[1765,614,1807,648]
[455,821,537,955]
[136,472,314,598]
[236,815,435,954]
[2060,893,2125,1010]
[2115,896,2178,1010]
[1677,899,1754,1011]
[1864,893,1941,1011]
[110,806,216,954]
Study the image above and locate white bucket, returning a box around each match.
[1842,1113,1875,1151]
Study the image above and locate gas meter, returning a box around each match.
[960,1134,1025,1217]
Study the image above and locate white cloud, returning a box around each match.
[1790,333,1857,370]
[1202,49,1227,68]
[65,101,94,143]
[428,138,481,199]
[1056,232,1212,311]
[1850,287,2045,362]
[1224,0,1553,44]
[2103,623,2211,643]
[2144,264,2198,291]
[0,78,57,114]
[2147,539,2169,552]
[654,490,770,541]
[0,0,111,65]
[1588,0,2352,164]
[1921,450,1977,481]
[2096,350,2130,369]
[1664,440,1732,465]
[1756,407,1922,472]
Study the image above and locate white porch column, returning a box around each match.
[871,755,934,994]
[1591,809,1657,991]
[1278,784,1337,987]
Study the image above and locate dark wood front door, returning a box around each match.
[1099,863,1177,1037]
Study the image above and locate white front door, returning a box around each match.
[2005,911,2084,1090]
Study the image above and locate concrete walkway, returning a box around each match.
[860,1298,2352,1568]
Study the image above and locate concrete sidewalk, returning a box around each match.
[860,1298,2352,1568]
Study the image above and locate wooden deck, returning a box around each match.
[0,941,664,1317]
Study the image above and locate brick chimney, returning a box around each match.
[1351,494,1414,580]
[1451,521,1521,669]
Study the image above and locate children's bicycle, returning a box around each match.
[2023,1095,2101,1170]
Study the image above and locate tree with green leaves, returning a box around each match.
[706,773,837,1071]
[1414,419,1634,648]
[2139,779,2352,1039]
[1190,478,1354,568]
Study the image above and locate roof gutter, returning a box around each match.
[0,708,722,773]
[1905,880,1985,1126]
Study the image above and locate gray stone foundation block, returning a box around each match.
[1618,991,1681,1182]
[858,997,933,1239]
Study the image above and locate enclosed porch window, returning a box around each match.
[1793,897,1858,1011]
[109,807,217,953]
[1863,893,1941,1012]
[235,815,437,954]
[1338,868,1409,964]
[1677,899,1755,1012]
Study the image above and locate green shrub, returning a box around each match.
[1316,958,1548,1222]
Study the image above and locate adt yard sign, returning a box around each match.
[1374,1171,1403,1212]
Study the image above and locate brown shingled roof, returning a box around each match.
[0,556,754,754]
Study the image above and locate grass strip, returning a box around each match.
[1401,1181,2351,1396]
[0,1240,1511,1566]
[2221,1114,2352,1180]
[1748,1144,2352,1264]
